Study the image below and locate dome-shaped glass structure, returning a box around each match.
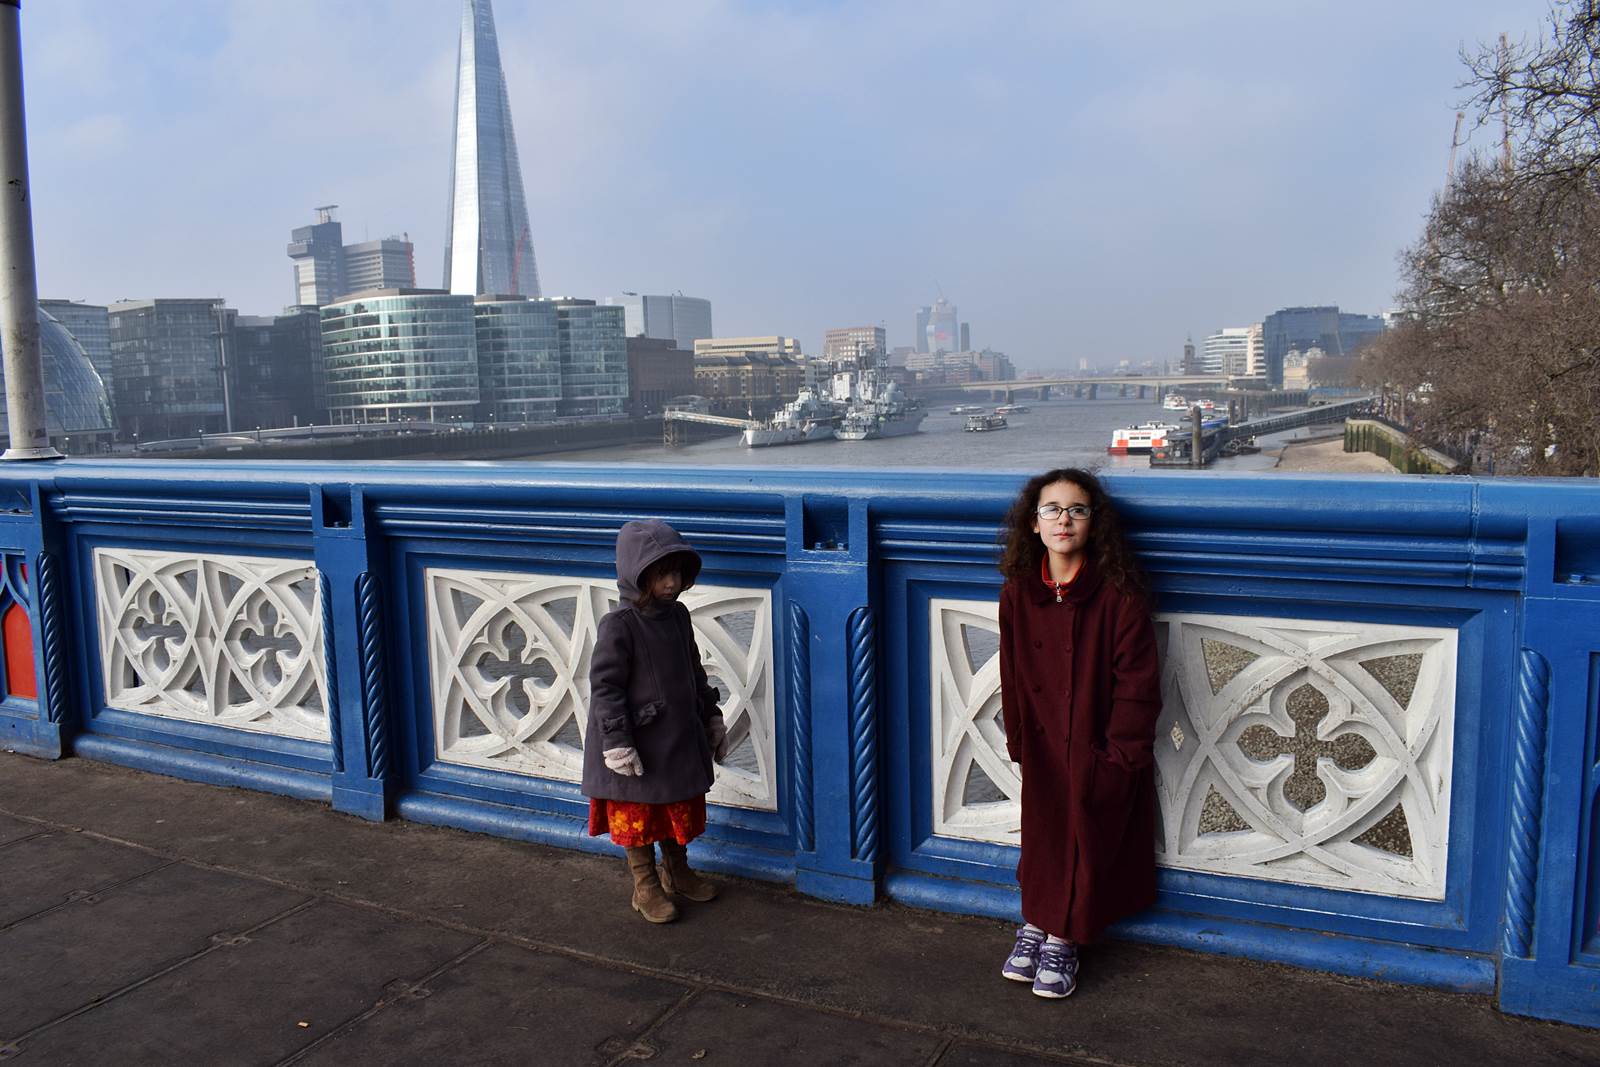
[0,306,115,452]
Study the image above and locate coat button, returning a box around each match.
[1031,684,1041,693]
[1033,641,1042,649]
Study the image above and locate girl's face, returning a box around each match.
[1032,479,1093,566]
[645,564,683,602]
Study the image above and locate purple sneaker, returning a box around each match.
[1001,926,1045,982]
[1032,940,1078,999]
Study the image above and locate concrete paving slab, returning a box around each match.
[0,811,40,845]
[1,753,1597,1067]
[938,1043,1085,1066]
[0,831,169,926]
[296,941,691,1067]
[10,900,481,1066]
[640,988,943,1066]
[0,861,306,1038]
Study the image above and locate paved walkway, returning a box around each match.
[1,752,1595,1066]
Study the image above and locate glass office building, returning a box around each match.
[39,300,113,404]
[601,294,713,352]
[443,0,541,298]
[474,296,561,423]
[554,301,628,418]
[0,306,115,453]
[108,299,232,440]
[1262,306,1386,386]
[321,290,479,424]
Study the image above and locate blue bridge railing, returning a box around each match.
[0,460,1595,1027]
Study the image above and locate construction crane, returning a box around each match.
[1445,110,1465,194]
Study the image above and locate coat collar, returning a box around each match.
[1027,554,1104,605]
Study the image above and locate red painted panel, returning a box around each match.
[4,601,36,700]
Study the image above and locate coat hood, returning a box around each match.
[615,519,703,603]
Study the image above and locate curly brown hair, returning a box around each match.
[997,468,1147,598]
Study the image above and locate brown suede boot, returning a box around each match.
[658,839,718,902]
[626,846,678,923]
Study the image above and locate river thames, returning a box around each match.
[507,397,1333,472]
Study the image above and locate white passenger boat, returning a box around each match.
[1108,421,1179,455]
[964,413,1008,432]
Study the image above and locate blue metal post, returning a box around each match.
[312,485,393,820]
[786,496,881,903]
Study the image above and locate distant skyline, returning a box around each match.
[26,1,1548,371]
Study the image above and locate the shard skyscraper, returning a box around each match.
[443,0,542,298]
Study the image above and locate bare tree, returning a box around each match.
[1366,3,1600,475]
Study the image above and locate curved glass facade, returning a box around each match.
[474,298,560,423]
[0,307,115,450]
[321,291,479,423]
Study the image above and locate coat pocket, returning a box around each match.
[632,700,668,728]
[1087,748,1133,812]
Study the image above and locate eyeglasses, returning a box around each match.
[1036,504,1091,522]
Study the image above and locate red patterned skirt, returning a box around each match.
[587,796,707,847]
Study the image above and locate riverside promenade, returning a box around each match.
[2,753,1594,1067]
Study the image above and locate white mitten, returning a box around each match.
[706,714,729,761]
[603,746,644,777]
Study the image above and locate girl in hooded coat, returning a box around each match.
[997,468,1161,998]
[583,519,729,923]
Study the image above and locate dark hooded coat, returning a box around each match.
[582,519,722,805]
[998,558,1162,943]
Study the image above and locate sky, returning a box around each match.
[25,0,1553,372]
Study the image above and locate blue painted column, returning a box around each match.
[0,478,60,758]
[786,496,881,904]
[312,485,393,821]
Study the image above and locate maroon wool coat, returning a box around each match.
[998,558,1162,943]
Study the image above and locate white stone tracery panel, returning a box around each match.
[426,567,777,811]
[94,548,329,742]
[928,601,1458,901]
[930,598,1019,843]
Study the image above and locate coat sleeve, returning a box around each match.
[998,582,1022,763]
[682,605,723,723]
[1101,592,1161,772]
[589,613,635,751]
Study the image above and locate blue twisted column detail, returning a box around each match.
[789,601,814,852]
[847,606,879,863]
[36,552,67,725]
[319,572,344,773]
[356,572,390,780]
[1503,647,1551,959]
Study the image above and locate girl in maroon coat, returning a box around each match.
[997,468,1162,998]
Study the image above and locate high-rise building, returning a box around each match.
[475,295,562,423]
[343,237,416,294]
[231,309,323,430]
[925,298,958,353]
[1246,323,1266,379]
[287,210,416,306]
[321,289,625,424]
[602,294,713,352]
[322,290,480,424]
[108,299,233,441]
[1261,306,1385,386]
[1202,328,1251,376]
[287,206,346,307]
[2,306,115,454]
[822,326,886,364]
[959,322,970,352]
[443,0,541,298]
[38,299,113,402]
[1182,336,1198,373]
[553,300,628,418]
[914,306,932,353]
